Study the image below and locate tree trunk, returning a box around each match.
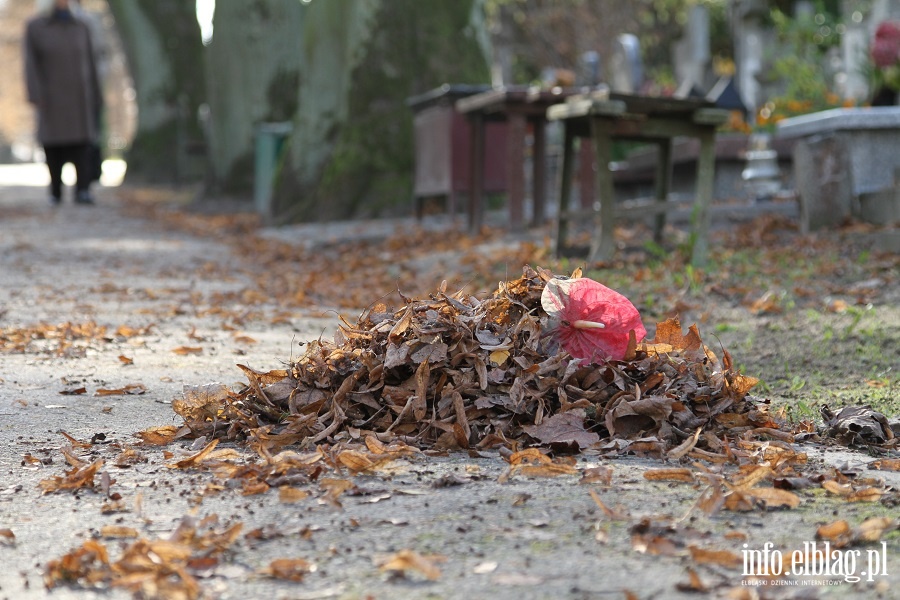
[106,0,205,184]
[203,0,306,194]
[269,0,490,222]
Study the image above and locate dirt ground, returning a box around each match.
[0,167,898,600]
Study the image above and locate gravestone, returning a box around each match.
[732,0,770,120]
[778,107,900,230]
[609,34,643,93]
[674,4,713,93]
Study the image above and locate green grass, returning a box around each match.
[575,221,899,422]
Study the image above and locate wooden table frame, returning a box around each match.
[547,95,728,266]
[456,86,578,233]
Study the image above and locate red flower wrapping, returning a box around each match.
[541,277,646,362]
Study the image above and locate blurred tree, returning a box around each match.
[104,0,487,219]
[269,0,489,222]
[106,0,205,184]
[204,0,305,194]
[483,0,638,85]
[482,0,731,92]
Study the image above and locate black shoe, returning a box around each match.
[49,194,61,206]
[75,192,95,205]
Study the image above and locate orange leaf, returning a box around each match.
[378,549,443,581]
[99,526,139,539]
[746,487,801,509]
[856,517,897,541]
[95,384,147,396]
[39,459,104,494]
[507,448,551,466]
[643,468,694,483]
[816,520,851,541]
[260,558,314,582]
[172,346,203,355]
[868,458,900,471]
[135,425,181,445]
[821,480,852,496]
[512,463,578,478]
[689,545,743,568]
[847,487,882,503]
[337,450,377,473]
[667,427,702,460]
[167,439,219,469]
[278,487,310,504]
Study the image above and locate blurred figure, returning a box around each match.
[71,0,110,184]
[24,0,102,205]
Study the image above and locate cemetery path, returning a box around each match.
[0,168,898,599]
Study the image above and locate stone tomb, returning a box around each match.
[778,107,900,231]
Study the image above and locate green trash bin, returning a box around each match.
[254,122,293,219]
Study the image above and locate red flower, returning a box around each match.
[872,21,900,68]
[541,277,646,362]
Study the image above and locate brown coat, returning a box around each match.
[24,11,102,146]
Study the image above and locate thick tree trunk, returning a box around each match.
[273,0,490,222]
[203,0,306,194]
[106,0,205,184]
[107,0,488,215]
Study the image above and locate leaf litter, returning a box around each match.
[172,266,895,586]
[21,266,843,595]
[27,198,897,599]
[171,266,768,458]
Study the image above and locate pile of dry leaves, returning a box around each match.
[171,266,766,458]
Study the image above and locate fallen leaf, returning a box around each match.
[816,520,851,541]
[855,517,897,541]
[473,561,498,574]
[689,545,743,568]
[696,484,726,516]
[522,412,600,450]
[167,439,219,469]
[135,425,182,445]
[643,468,694,483]
[259,558,314,582]
[172,346,203,355]
[59,387,87,395]
[100,526,139,539]
[589,489,628,520]
[579,466,613,485]
[489,349,510,366]
[0,529,15,546]
[847,487,882,503]
[95,384,147,396]
[319,478,354,506]
[744,487,801,509]
[868,458,900,472]
[667,427,702,460]
[278,487,310,504]
[821,405,893,446]
[378,549,443,581]
[822,480,853,496]
[39,459,104,494]
[676,567,708,592]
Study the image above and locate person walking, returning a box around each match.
[71,0,110,185]
[23,0,103,205]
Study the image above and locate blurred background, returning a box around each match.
[1,1,898,223]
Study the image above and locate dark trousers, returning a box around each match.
[44,143,91,199]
